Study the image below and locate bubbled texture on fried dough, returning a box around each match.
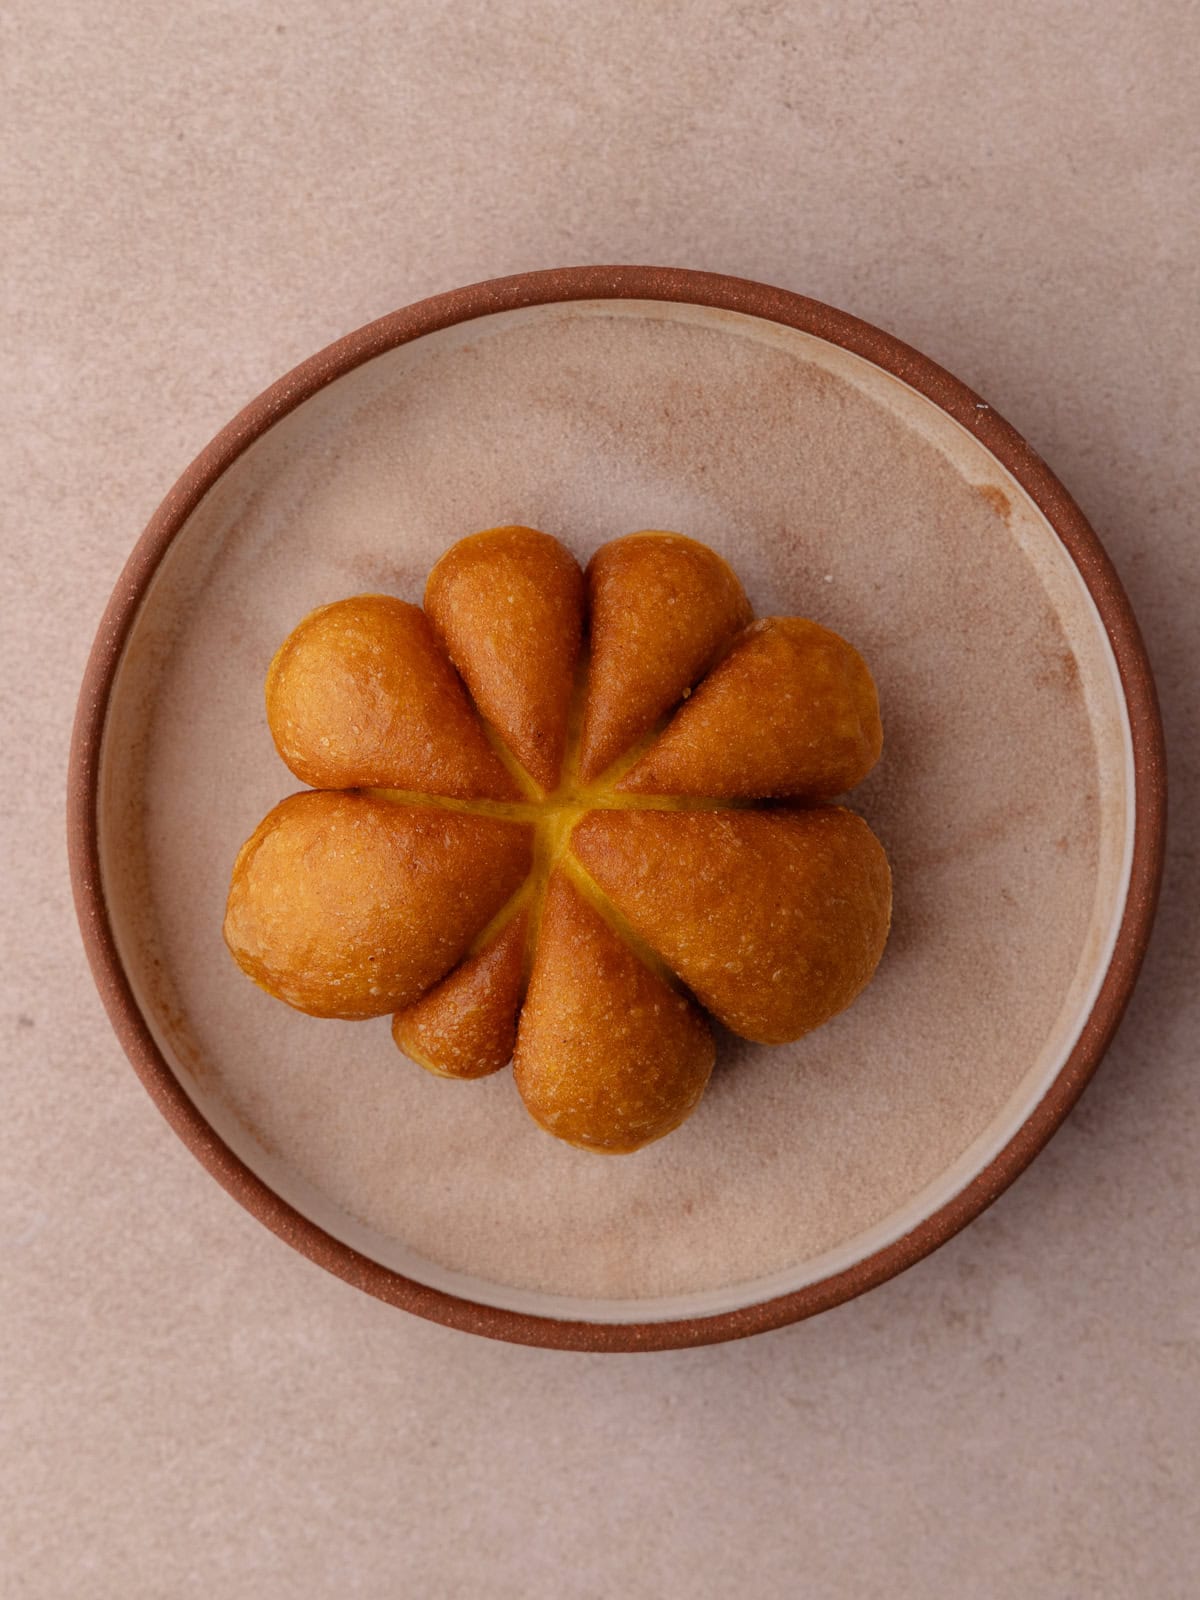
[578,531,752,780]
[620,616,882,799]
[424,526,584,792]
[392,909,529,1079]
[571,807,892,1045]
[265,594,520,799]
[223,791,533,1020]
[226,526,891,1154]
[514,873,714,1153]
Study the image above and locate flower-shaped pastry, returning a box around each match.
[224,527,891,1153]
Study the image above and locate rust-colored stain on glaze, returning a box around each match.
[976,483,1013,520]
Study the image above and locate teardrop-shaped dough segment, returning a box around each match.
[513,872,714,1154]
[577,531,753,782]
[571,807,891,1045]
[266,595,520,799]
[392,908,529,1079]
[618,617,882,800]
[424,527,584,793]
[223,791,534,1019]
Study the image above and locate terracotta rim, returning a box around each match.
[67,267,1166,1351]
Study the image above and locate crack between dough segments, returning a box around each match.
[370,652,729,1024]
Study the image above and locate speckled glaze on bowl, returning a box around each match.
[68,268,1164,1350]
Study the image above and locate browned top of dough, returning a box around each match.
[224,526,890,1152]
[514,872,715,1153]
[424,526,584,794]
[265,594,520,799]
[578,531,753,782]
[392,909,530,1080]
[618,617,882,800]
[224,791,532,1020]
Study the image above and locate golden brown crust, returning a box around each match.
[513,872,714,1153]
[424,526,584,793]
[619,616,882,800]
[578,531,752,781]
[570,806,892,1045]
[265,595,520,799]
[228,527,893,1153]
[223,791,533,1020]
[392,908,529,1079]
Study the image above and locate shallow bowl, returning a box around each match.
[69,267,1165,1349]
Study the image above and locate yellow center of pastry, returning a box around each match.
[370,665,728,986]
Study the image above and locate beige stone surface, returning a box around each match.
[2,1,1196,1594]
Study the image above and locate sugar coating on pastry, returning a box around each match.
[225,525,892,1153]
[578,530,752,781]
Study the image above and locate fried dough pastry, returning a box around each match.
[392,909,529,1079]
[578,531,752,782]
[425,525,584,794]
[224,791,533,1020]
[572,807,892,1045]
[225,527,891,1152]
[514,874,714,1153]
[265,594,519,799]
[618,617,882,800]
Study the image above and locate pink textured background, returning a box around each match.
[2,3,1196,1595]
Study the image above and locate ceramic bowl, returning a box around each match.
[69,267,1164,1349]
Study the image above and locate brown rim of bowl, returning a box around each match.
[67,266,1166,1352]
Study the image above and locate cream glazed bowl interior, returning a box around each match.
[69,267,1164,1350]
